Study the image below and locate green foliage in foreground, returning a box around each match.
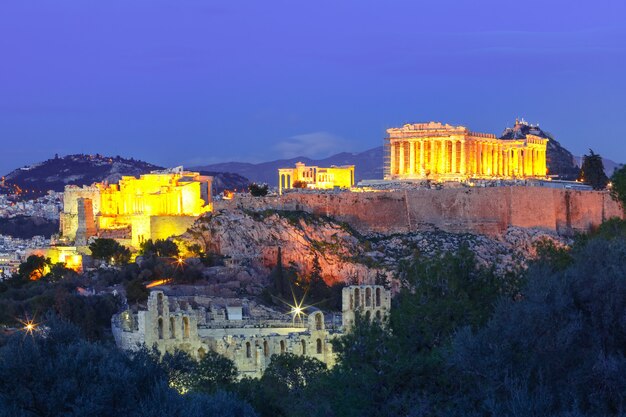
[0,318,257,417]
[4,219,626,417]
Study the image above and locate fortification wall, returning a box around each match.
[216,187,623,236]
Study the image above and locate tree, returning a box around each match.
[192,350,238,393]
[0,318,258,417]
[17,255,51,280]
[263,353,328,393]
[249,183,269,197]
[579,149,609,190]
[140,239,180,258]
[307,254,331,306]
[124,277,149,304]
[89,238,131,265]
[292,180,307,189]
[451,234,626,416]
[610,164,626,210]
[45,262,78,282]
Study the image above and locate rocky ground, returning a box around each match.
[177,208,570,295]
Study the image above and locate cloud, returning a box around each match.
[272,132,353,159]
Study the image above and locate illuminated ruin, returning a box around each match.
[278,162,355,195]
[60,167,212,248]
[384,121,548,181]
[112,285,391,378]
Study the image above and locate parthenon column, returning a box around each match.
[451,141,457,174]
[504,148,509,177]
[478,142,483,175]
[438,140,445,174]
[481,143,486,175]
[460,140,466,175]
[428,139,437,174]
[419,141,425,175]
[398,142,405,175]
[495,145,500,176]
[409,141,415,175]
[474,141,479,175]
[390,142,396,176]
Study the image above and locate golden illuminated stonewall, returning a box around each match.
[278,162,355,195]
[60,167,212,248]
[384,122,548,181]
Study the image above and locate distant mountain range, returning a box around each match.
[192,147,384,186]
[1,154,249,197]
[195,123,620,185]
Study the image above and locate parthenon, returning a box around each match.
[384,122,548,181]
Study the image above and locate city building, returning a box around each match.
[384,121,548,181]
[278,162,355,195]
[112,285,390,378]
[60,167,213,248]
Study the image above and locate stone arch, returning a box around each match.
[365,287,372,307]
[183,316,190,339]
[246,341,251,358]
[365,310,371,321]
[316,338,322,354]
[263,340,269,357]
[280,340,285,354]
[376,287,381,307]
[157,292,164,315]
[301,339,306,355]
[354,288,360,309]
[157,317,164,339]
[169,317,176,339]
[315,313,323,330]
[375,310,381,320]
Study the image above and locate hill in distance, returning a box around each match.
[196,121,619,185]
[193,147,384,187]
[1,154,249,197]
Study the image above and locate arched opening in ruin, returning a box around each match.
[157,318,163,339]
[315,313,323,330]
[157,293,164,315]
[183,317,190,339]
[316,338,322,354]
[246,342,251,358]
[263,340,269,357]
[349,293,353,310]
[376,288,381,307]
[169,317,175,339]
[375,310,381,320]
[365,287,372,307]
[280,340,285,354]
[198,347,206,360]
[301,339,306,355]
[365,310,371,321]
[354,288,360,309]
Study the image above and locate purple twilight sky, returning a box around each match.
[1,0,625,173]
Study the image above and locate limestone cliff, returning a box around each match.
[179,208,569,290]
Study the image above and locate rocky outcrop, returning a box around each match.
[181,209,380,286]
[179,208,570,288]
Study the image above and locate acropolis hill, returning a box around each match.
[217,187,622,237]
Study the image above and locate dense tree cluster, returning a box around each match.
[89,238,131,265]
[579,149,609,190]
[248,183,269,197]
[3,215,626,415]
[0,319,257,417]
